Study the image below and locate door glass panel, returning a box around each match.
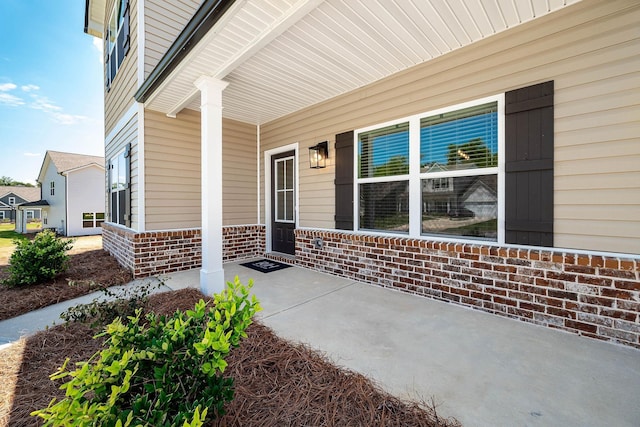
[275,156,295,223]
[285,158,294,188]
[276,161,285,191]
[285,190,294,221]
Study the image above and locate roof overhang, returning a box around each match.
[84,0,107,38]
[17,200,49,209]
[138,0,582,125]
[60,163,106,176]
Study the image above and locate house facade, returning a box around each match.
[30,151,106,236]
[0,187,40,223]
[85,0,639,348]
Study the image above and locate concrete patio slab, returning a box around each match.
[0,260,638,426]
[220,262,640,427]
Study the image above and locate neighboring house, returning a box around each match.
[84,0,639,347]
[19,151,106,236]
[0,186,41,223]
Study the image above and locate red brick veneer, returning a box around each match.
[102,223,265,277]
[295,230,640,349]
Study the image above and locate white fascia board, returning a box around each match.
[60,163,106,176]
[163,0,323,117]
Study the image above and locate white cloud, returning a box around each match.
[24,152,41,157]
[0,83,17,91]
[93,37,104,64]
[21,84,40,92]
[29,94,87,125]
[0,92,24,106]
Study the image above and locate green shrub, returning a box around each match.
[3,229,73,287]
[32,276,261,427]
[61,281,162,329]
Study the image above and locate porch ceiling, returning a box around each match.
[143,0,581,125]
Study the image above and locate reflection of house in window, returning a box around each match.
[461,176,497,219]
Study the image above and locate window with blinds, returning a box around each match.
[359,122,409,178]
[355,96,501,240]
[420,102,498,172]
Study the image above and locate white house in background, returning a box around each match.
[23,151,106,236]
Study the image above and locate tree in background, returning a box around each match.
[0,176,36,187]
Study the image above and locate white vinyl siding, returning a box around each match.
[106,111,138,229]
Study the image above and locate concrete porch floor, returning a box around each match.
[163,261,640,427]
[0,260,638,426]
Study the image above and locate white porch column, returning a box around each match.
[195,76,229,295]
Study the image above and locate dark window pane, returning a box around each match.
[359,181,409,232]
[83,212,94,220]
[359,122,409,178]
[83,221,94,228]
[118,190,126,225]
[96,212,105,220]
[422,175,497,240]
[421,102,498,172]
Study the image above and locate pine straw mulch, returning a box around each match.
[0,250,133,321]
[0,288,460,427]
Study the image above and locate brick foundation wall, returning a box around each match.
[222,225,266,262]
[102,223,265,278]
[295,230,640,349]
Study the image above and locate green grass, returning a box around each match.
[0,223,29,248]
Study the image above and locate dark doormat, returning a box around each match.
[240,259,292,273]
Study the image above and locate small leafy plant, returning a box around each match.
[32,276,261,427]
[3,229,73,287]
[61,281,163,329]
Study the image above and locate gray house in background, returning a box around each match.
[0,186,41,223]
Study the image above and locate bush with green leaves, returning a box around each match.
[32,276,261,427]
[3,229,73,287]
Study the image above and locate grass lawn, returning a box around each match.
[0,224,28,248]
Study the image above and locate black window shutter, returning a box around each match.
[505,81,554,246]
[334,131,354,230]
[122,0,130,56]
[124,143,131,227]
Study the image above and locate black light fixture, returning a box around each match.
[309,141,328,169]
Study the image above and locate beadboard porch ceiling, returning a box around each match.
[143,0,581,125]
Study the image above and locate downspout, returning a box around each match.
[256,124,260,225]
[62,171,68,236]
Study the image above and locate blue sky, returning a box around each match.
[0,0,103,185]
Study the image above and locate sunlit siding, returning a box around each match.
[259,0,639,254]
[104,0,139,136]
[144,109,257,230]
[105,112,139,229]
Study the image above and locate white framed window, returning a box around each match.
[50,181,55,196]
[8,197,15,205]
[355,95,504,242]
[82,212,105,228]
[0,211,4,220]
[109,147,129,226]
[105,0,130,89]
[26,210,34,220]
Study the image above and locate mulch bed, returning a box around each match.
[0,289,460,427]
[0,250,132,321]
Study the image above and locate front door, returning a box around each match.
[271,151,295,255]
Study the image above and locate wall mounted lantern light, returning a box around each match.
[309,141,328,169]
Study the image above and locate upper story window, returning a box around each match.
[50,181,55,196]
[355,96,503,241]
[105,0,130,90]
[8,197,15,205]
